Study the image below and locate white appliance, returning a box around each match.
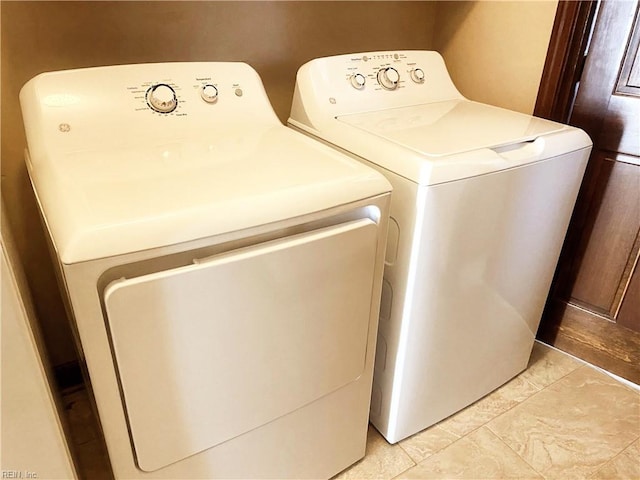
[289,50,592,443]
[20,62,391,479]
[1,202,78,480]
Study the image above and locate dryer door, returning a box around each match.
[103,218,379,472]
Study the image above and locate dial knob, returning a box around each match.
[377,67,400,90]
[146,84,177,113]
[350,73,366,90]
[200,84,219,103]
[410,68,425,83]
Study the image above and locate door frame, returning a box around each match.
[535,0,640,384]
[534,1,598,122]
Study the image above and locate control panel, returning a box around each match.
[291,51,464,124]
[126,72,246,116]
[127,80,223,116]
[20,62,280,154]
[343,52,429,92]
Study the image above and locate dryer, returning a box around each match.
[289,50,592,443]
[20,62,391,478]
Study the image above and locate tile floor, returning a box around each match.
[63,342,640,479]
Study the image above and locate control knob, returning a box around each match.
[146,84,178,113]
[410,68,425,83]
[377,67,400,90]
[200,84,219,103]
[350,73,366,90]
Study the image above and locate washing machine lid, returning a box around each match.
[290,51,592,185]
[337,100,565,157]
[27,126,389,264]
[330,100,591,185]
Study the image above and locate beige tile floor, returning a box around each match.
[63,342,640,480]
[334,342,640,480]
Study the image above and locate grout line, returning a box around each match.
[590,366,640,392]
[591,436,640,478]
[396,428,459,467]
[483,426,546,480]
[408,344,589,473]
[536,340,640,392]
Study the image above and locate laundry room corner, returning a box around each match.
[433,0,559,114]
[2,2,595,478]
[0,0,439,374]
[0,0,560,376]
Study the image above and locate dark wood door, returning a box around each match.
[538,0,640,384]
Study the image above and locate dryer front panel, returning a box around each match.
[103,219,378,472]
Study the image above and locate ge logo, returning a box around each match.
[58,123,71,133]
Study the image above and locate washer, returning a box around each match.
[289,50,592,443]
[20,62,391,478]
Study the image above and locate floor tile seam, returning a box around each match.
[392,431,475,479]
[485,382,638,443]
[482,423,547,480]
[488,389,598,475]
[395,439,421,463]
[391,427,549,480]
[586,363,640,393]
[397,444,419,472]
[388,459,418,480]
[527,363,595,397]
[540,367,640,430]
[481,426,547,480]
[437,407,503,442]
[503,354,580,405]
[584,442,636,480]
[539,341,640,392]
[390,464,412,480]
[534,341,588,373]
[396,428,460,465]
[457,380,550,438]
[513,373,546,401]
[588,441,640,480]
[485,408,640,480]
[423,425,509,468]
[390,446,426,480]
[563,363,640,402]
[368,433,417,479]
[396,439,419,472]
[571,357,640,393]
[519,371,558,392]
[416,428,478,466]
[433,388,531,439]
[600,435,640,465]
[512,374,560,407]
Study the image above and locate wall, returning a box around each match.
[1,1,559,368]
[435,0,558,114]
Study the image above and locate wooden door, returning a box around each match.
[537,0,640,384]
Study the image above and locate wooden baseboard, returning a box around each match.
[537,300,640,385]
